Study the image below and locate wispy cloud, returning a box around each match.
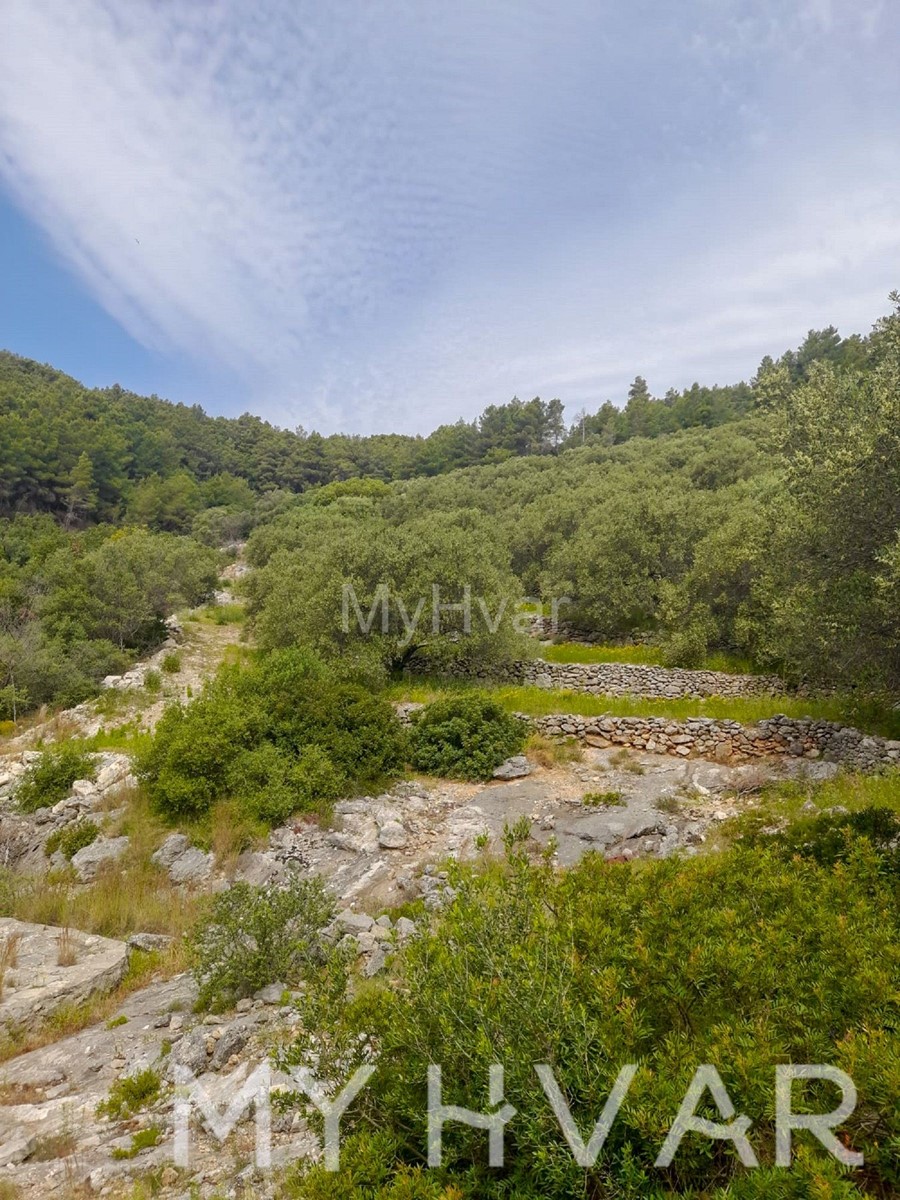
[0,1,898,432]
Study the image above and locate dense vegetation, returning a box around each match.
[0,516,217,719]
[281,824,900,1199]
[0,317,878,527]
[408,692,527,780]
[136,648,407,822]
[3,300,897,703]
[244,297,900,694]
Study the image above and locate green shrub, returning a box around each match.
[96,1068,161,1120]
[225,743,344,824]
[143,668,162,694]
[581,790,624,807]
[16,745,96,813]
[161,650,182,673]
[136,648,406,822]
[280,833,900,1198]
[45,819,99,860]
[745,804,900,879]
[409,692,527,780]
[110,1124,163,1159]
[189,876,335,1010]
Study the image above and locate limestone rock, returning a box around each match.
[377,821,408,849]
[492,755,532,780]
[71,836,130,882]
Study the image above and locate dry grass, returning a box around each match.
[609,748,646,775]
[56,926,77,967]
[0,1080,45,1105]
[0,932,22,1001]
[30,1130,77,1161]
[0,942,187,1064]
[185,799,268,872]
[524,731,583,768]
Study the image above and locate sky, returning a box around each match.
[1,1,899,436]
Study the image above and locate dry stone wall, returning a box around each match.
[532,713,900,772]
[450,657,785,699]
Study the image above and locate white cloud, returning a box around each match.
[0,0,898,433]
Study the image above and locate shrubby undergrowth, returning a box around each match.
[409,691,527,780]
[280,826,900,1199]
[16,744,95,813]
[190,876,334,1009]
[136,648,407,822]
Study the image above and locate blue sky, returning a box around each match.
[1,1,898,435]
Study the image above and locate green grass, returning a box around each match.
[386,678,900,739]
[719,771,900,851]
[197,601,245,626]
[540,641,759,674]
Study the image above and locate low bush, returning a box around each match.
[161,650,182,673]
[581,790,624,807]
[745,804,900,879]
[189,876,335,1010]
[96,1068,161,1120]
[409,692,527,780]
[280,830,900,1198]
[16,745,96,813]
[45,820,99,860]
[136,648,407,822]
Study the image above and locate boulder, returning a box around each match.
[151,833,190,870]
[71,836,130,882]
[492,755,532,780]
[377,821,408,850]
[167,847,214,885]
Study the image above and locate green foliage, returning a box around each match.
[96,1068,161,1120]
[281,834,900,1198]
[45,819,99,860]
[110,1124,163,1159]
[189,876,335,1009]
[16,746,95,813]
[409,692,527,780]
[581,790,624,807]
[136,648,406,821]
[0,517,217,717]
[161,650,182,673]
[745,805,900,879]
[247,506,531,674]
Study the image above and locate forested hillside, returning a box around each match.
[1,298,898,721]
[0,312,881,530]
[246,297,900,694]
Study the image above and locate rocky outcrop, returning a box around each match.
[532,713,900,771]
[0,919,129,1032]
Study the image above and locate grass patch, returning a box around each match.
[198,601,245,626]
[183,799,269,870]
[582,790,624,807]
[724,770,900,843]
[385,678,900,739]
[111,1124,163,1159]
[542,642,665,665]
[523,732,583,767]
[97,1067,162,1120]
[2,795,198,943]
[540,642,761,673]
